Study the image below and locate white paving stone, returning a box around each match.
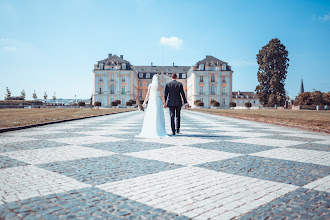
[0,136,38,144]
[282,133,330,141]
[215,131,272,138]
[73,130,133,136]
[226,137,306,147]
[205,127,253,132]
[0,165,91,204]
[136,136,217,146]
[0,145,116,164]
[48,135,124,145]
[302,175,330,193]
[125,146,241,166]
[250,148,330,166]
[97,167,298,219]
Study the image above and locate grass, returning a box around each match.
[189,109,330,133]
[0,108,136,129]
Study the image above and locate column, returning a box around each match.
[217,72,221,95]
[204,72,209,108]
[104,72,108,107]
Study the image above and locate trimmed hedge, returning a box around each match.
[212,101,220,107]
[244,102,252,108]
[94,101,101,106]
[115,100,121,104]
[111,101,118,106]
[196,102,204,107]
[78,101,85,106]
[126,101,133,106]
[194,100,201,104]
[229,102,236,107]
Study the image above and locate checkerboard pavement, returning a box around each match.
[0,110,329,219]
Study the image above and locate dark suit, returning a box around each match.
[164,80,187,134]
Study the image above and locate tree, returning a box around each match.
[44,92,48,101]
[311,91,323,105]
[255,38,289,107]
[52,92,56,104]
[33,90,37,100]
[21,89,26,100]
[5,87,11,99]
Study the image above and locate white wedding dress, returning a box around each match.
[137,76,168,138]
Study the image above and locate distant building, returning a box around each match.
[232,91,263,108]
[92,54,233,108]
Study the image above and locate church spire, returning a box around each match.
[300,79,304,94]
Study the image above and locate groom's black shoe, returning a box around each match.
[172,132,176,135]
[176,130,180,134]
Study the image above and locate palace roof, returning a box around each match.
[232,91,258,99]
[134,66,190,73]
[196,55,227,65]
[98,54,131,64]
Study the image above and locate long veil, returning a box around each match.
[148,74,159,104]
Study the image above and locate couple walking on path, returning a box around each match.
[137,73,187,138]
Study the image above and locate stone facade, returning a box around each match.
[93,54,233,108]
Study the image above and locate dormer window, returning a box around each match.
[122,63,126,70]
[200,64,205,71]
[182,73,186,78]
[146,73,150,78]
[139,73,143,78]
[99,63,104,70]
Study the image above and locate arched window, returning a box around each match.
[146,73,150,78]
[110,84,115,94]
[139,73,143,78]
[211,74,215,82]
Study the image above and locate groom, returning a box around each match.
[164,73,187,135]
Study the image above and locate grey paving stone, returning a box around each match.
[289,142,330,152]
[0,155,29,168]
[197,155,330,186]
[0,140,68,153]
[0,187,188,219]
[190,140,276,154]
[83,140,173,153]
[38,155,183,185]
[237,188,330,220]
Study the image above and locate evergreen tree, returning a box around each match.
[33,90,37,100]
[255,38,289,106]
[21,89,26,100]
[5,87,11,99]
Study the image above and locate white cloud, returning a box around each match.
[3,46,17,52]
[160,37,183,49]
[318,12,330,21]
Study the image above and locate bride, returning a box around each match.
[137,75,168,138]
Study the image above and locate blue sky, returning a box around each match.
[1,0,329,100]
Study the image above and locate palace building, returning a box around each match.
[92,54,233,108]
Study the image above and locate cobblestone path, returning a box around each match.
[0,110,329,219]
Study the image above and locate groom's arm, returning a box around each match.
[180,84,188,104]
[164,84,169,102]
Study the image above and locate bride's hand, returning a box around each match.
[163,104,167,108]
[142,103,146,108]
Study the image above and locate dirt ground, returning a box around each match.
[0,108,136,129]
[189,109,330,134]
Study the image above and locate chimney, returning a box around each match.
[108,53,112,57]
[173,62,175,67]
[120,55,123,59]
[151,62,153,66]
